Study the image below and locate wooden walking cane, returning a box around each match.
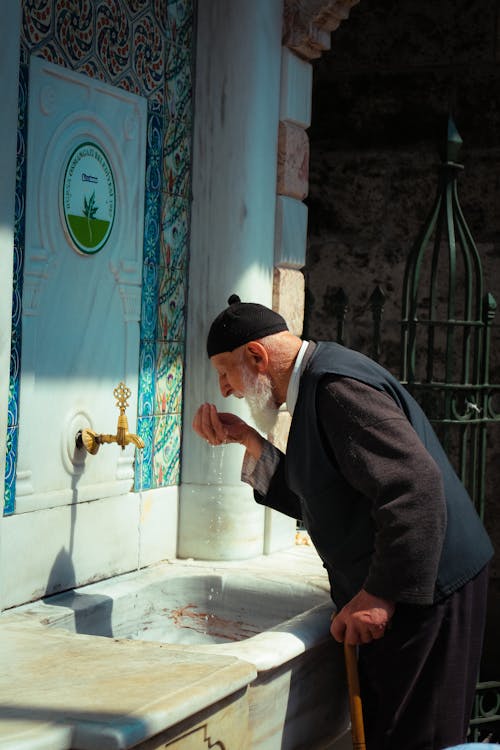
[344,642,366,750]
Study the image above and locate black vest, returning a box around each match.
[286,342,493,606]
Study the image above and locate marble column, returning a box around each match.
[178,0,284,559]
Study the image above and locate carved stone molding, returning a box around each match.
[283,0,360,59]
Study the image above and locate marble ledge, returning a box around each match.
[0,615,256,750]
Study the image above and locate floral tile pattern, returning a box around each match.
[6,0,194,512]
[140,267,159,342]
[157,267,186,342]
[152,413,181,487]
[165,42,192,124]
[155,340,184,415]
[138,338,156,417]
[153,0,193,47]
[160,195,190,269]
[4,428,19,517]
[96,1,130,80]
[55,0,93,63]
[21,1,53,52]
[135,416,154,491]
[163,115,191,197]
[18,0,194,107]
[4,63,29,516]
[132,12,165,97]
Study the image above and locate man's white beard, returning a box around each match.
[242,368,279,435]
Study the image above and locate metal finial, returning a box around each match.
[446,116,463,163]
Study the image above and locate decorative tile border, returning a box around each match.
[152,413,182,487]
[163,115,191,197]
[155,340,184,415]
[55,0,94,64]
[4,62,29,516]
[161,195,190,269]
[19,0,195,107]
[138,338,156,418]
[152,0,193,48]
[135,416,154,491]
[157,267,186,342]
[4,428,19,517]
[165,42,192,124]
[132,11,165,97]
[5,0,194,512]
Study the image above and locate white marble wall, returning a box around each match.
[0,0,296,607]
[179,0,286,559]
[0,486,178,609]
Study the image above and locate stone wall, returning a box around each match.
[305,0,500,676]
[306,0,500,551]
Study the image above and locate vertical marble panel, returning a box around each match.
[279,47,313,128]
[277,120,310,200]
[274,195,308,268]
[9,0,193,509]
[179,0,284,559]
[272,267,305,336]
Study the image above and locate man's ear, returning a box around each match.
[244,341,269,372]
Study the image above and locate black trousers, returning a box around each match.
[358,566,489,750]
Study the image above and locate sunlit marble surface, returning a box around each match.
[0,615,255,750]
[1,547,349,750]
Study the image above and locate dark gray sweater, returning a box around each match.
[254,341,493,608]
[317,375,446,602]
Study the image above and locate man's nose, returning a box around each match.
[219,378,231,398]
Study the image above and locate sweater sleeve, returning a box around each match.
[317,376,447,604]
[241,440,303,521]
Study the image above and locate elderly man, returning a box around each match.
[193,295,493,750]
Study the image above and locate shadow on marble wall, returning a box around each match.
[43,547,114,637]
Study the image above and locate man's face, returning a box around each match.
[211,350,247,399]
[211,348,279,434]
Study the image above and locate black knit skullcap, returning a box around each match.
[206,294,288,358]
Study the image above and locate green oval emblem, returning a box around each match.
[62,142,116,255]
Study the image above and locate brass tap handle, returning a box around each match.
[75,381,144,454]
[114,382,131,412]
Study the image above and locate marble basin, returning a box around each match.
[14,552,350,749]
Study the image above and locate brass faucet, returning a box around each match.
[76,382,145,454]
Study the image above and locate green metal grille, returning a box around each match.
[469,681,500,743]
[400,118,500,521]
[320,119,500,742]
[400,118,499,742]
